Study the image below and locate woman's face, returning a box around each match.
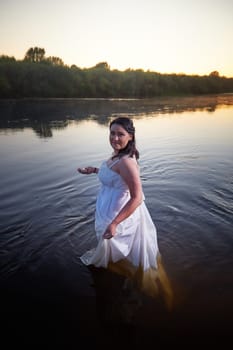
[109,123,132,153]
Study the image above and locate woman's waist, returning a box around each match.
[100,183,129,192]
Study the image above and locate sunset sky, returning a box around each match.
[1,0,233,77]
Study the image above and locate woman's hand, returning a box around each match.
[103,222,117,239]
[77,167,98,174]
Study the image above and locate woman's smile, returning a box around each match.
[109,124,132,150]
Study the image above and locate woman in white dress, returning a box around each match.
[77,117,173,307]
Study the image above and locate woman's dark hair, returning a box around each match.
[110,117,139,160]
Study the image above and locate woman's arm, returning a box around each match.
[103,157,143,239]
[77,166,98,174]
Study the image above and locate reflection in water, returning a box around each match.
[1,94,233,138]
[107,254,174,311]
[88,260,173,327]
[108,256,173,309]
[0,118,71,138]
[32,120,69,138]
[32,121,53,138]
[88,255,180,347]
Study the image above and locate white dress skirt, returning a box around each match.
[80,159,173,305]
[80,158,159,270]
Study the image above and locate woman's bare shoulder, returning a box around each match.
[119,156,139,171]
[121,155,138,163]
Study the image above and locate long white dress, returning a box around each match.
[80,158,173,306]
[80,158,159,271]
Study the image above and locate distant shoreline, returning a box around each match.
[1,56,233,99]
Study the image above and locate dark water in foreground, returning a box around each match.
[0,95,233,347]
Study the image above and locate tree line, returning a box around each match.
[0,47,232,98]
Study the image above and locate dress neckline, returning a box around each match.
[107,158,121,169]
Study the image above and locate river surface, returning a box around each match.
[0,95,233,347]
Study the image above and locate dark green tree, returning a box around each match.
[45,56,64,66]
[209,71,220,77]
[24,47,46,63]
[94,62,110,70]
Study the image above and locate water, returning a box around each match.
[0,95,233,347]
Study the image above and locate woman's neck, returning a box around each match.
[111,151,119,158]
